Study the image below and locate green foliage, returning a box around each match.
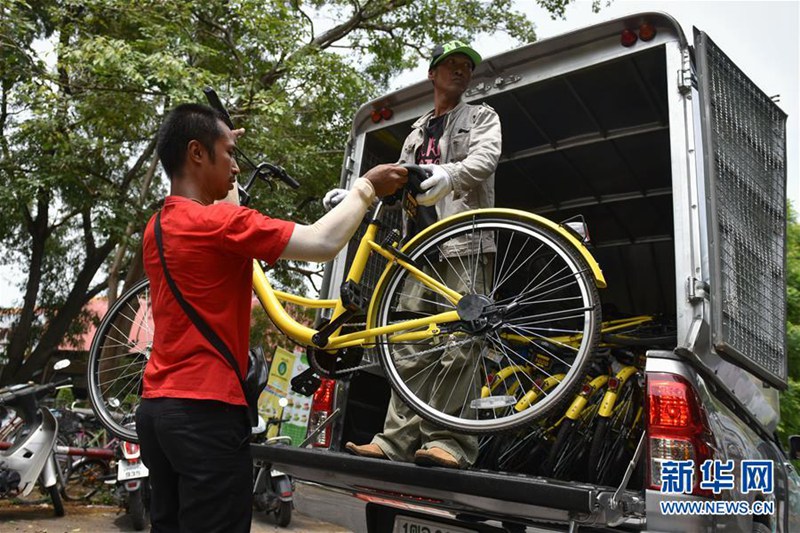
[779,379,800,470]
[0,0,575,383]
[55,384,75,408]
[787,205,800,379]
[780,206,800,456]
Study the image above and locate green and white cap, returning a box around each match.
[429,40,481,70]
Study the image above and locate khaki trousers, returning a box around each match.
[373,254,493,468]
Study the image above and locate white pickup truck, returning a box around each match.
[253,12,800,533]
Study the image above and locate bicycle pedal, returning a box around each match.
[340,281,367,313]
[291,367,321,397]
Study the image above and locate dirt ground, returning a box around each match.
[0,500,351,533]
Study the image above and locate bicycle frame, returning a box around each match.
[253,200,463,350]
[251,202,607,352]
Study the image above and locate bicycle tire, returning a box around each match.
[543,378,608,479]
[370,210,601,434]
[62,458,110,501]
[587,378,642,485]
[87,277,152,442]
[602,319,676,347]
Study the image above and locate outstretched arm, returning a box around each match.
[281,165,407,262]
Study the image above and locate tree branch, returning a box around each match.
[193,11,245,77]
[120,136,157,192]
[82,208,95,256]
[290,0,315,42]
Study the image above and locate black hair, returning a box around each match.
[157,103,226,179]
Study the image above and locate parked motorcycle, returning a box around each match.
[113,436,150,530]
[252,407,294,527]
[0,360,72,516]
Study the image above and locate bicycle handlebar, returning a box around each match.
[383,164,430,205]
[0,378,72,405]
[202,87,300,192]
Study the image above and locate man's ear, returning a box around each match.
[187,139,205,165]
[427,68,435,81]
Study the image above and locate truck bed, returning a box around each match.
[251,444,645,531]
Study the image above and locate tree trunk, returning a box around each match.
[13,241,116,383]
[107,146,158,307]
[1,189,49,384]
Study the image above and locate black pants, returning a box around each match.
[136,398,252,533]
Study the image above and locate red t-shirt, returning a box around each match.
[142,196,295,406]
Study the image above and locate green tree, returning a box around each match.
[780,205,800,448]
[1,0,589,383]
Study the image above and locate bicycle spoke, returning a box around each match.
[373,214,600,433]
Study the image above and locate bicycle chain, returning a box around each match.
[320,336,478,376]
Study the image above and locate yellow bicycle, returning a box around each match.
[87,99,606,443]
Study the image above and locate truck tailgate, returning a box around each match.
[251,444,645,528]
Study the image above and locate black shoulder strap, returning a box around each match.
[154,211,245,385]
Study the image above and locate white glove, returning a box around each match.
[416,164,452,207]
[322,188,348,211]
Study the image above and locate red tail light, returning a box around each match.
[647,373,713,496]
[620,29,638,47]
[122,441,141,462]
[308,378,336,448]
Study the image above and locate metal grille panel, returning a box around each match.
[696,30,787,388]
[340,151,403,366]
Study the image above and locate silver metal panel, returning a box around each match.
[694,29,788,389]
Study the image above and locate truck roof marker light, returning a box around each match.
[371,107,393,123]
[639,23,657,42]
[621,29,638,47]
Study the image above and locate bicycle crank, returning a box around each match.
[307,346,364,380]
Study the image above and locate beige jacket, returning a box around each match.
[398,101,502,255]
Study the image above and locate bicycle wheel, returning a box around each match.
[587,377,643,485]
[63,458,111,501]
[602,317,676,347]
[542,376,608,479]
[370,210,601,434]
[87,278,152,442]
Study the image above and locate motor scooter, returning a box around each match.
[0,360,72,516]
[252,404,294,527]
[110,434,150,530]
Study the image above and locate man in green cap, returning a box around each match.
[331,40,502,469]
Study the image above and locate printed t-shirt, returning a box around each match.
[409,114,446,236]
[142,196,295,406]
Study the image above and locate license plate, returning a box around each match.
[117,460,149,481]
[392,516,477,533]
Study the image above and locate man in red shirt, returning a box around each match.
[136,103,406,533]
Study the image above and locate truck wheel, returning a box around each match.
[275,500,292,527]
[752,521,771,533]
